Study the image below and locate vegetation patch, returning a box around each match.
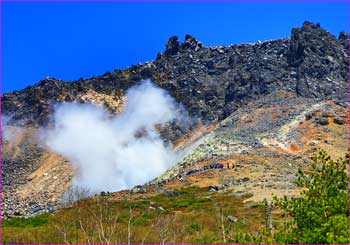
[2,213,49,228]
[2,149,348,244]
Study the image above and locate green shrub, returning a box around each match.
[187,222,201,233]
[274,149,349,244]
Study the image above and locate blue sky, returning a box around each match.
[2,2,349,93]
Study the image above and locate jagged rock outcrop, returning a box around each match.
[2,21,348,127]
[288,21,348,100]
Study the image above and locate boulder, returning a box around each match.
[315,117,329,125]
[227,215,238,223]
[164,36,180,56]
[334,117,345,125]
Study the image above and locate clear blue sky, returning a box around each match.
[2,2,349,93]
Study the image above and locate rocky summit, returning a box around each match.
[1,21,349,218]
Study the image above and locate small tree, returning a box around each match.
[77,196,121,244]
[274,149,349,244]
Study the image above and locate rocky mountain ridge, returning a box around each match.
[1,21,349,218]
[3,21,349,127]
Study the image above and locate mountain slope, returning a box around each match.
[1,21,349,218]
[154,91,347,203]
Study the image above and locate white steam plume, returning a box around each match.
[1,114,24,144]
[44,80,189,193]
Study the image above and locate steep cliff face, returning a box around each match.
[289,22,349,99]
[1,22,349,218]
[2,21,348,127]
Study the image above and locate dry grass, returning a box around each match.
[3,186,275,244]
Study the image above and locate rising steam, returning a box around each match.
[44,80,189,193]
[1,114,24,144]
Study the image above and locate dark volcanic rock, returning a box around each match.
[164,36,180,56]
[315,117,329,126]
[338,31,350,50]
[288,22,348,101]
[334,117,345,125]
